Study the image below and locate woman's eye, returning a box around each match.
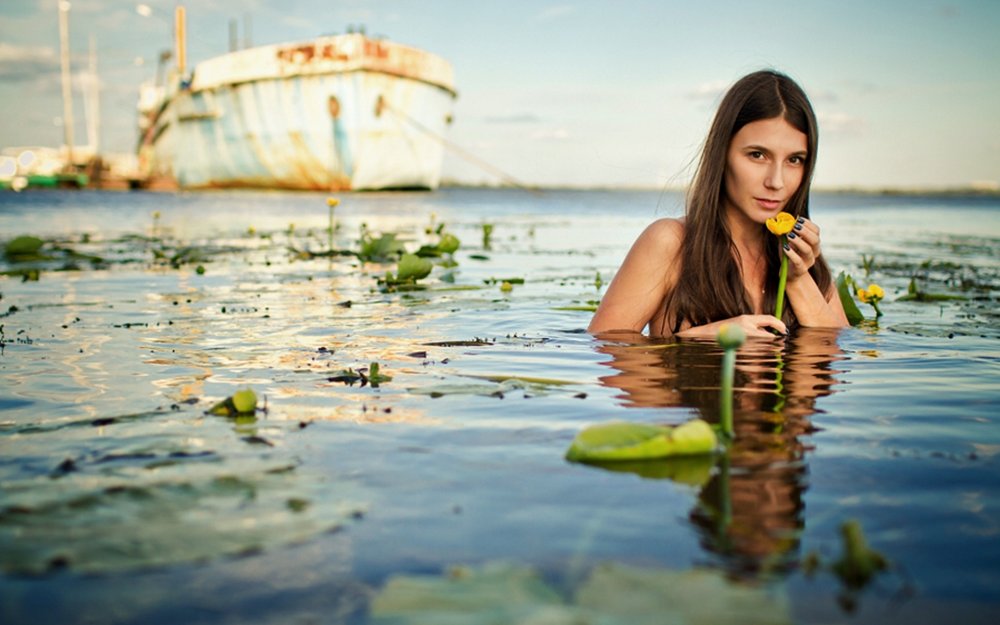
[748,150,765,160]
[789,155,806,165]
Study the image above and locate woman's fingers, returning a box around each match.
[739,314,787,338]
[785,217,821,274]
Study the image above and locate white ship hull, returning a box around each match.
[137,34,456,191]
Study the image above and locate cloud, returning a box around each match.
[534,5,575,22]
[818,111,865,137]
[484,113,541,124]
[685,80,729,101]
[530,128,571,141]
[0,43,59,81]
[809,89,839,103]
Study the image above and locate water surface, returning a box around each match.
[1,188,998,624]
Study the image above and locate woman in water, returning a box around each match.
[589,70,848,338]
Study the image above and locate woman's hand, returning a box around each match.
[677,314,787,340]
[783,216,822,279]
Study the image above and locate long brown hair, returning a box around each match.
[664,69,831,334]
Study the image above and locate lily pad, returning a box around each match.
[370,561,792,625]
[4,235,49,262]
[208,388,258,417]
[565,420,718,462]
[360,232,406,263]
[397,253,433,281]
[437,233,460,255]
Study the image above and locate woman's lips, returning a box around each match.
[756,197,781,210]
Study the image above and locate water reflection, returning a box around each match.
[592,329,846,578]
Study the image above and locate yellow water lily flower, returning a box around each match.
[326,197,340,207]
[856,283,884,318]
[766,211,796,236]
[856,284,884,304]
[766,211,796,319]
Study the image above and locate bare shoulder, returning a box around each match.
[589,217,685,334]
[632,217,685,258]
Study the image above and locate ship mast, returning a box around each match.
[58,1,75,167]
[175,5,186,74]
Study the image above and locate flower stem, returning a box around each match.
[872,300,882,318]
[328,204,335,253]
[774,236,789,320]
[719,347,736,440]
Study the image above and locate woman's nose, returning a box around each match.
[764,164,785,190]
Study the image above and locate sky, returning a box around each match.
[1,0,998,190]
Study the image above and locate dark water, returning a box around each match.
[1,188,998,624]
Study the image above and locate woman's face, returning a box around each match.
[723,116,808,225]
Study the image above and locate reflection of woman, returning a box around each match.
[589,70,847,339]
[594,329,845,576]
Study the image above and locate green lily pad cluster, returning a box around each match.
[897,276,968,302]
[359,232,407,263]
[379,253,434,291]
[2,234,106,280]
[327,362,393,388]
[359,224,462,291]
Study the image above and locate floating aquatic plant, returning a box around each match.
[565,420,718,463]
[896,277,968,302]
[835,272,865,326]
[861,253,876,276]
[802,519,892,613]
[766,211,796,320]
[207,388,258,417]
[379,253,434,291]
[4,235,47,262]
[565,324,747,464]
[855,283,884,318]
[371,561,792,624]
[415,231,461,258]
[484,277,524,286]
[366,362,392,387]
[832,519,889,591]
[326,196,339,251]
[328,363,392,388]
[359,231,406,263]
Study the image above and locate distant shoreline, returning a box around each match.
[438,180,1000,198]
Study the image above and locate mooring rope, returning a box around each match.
[379,97,540,193]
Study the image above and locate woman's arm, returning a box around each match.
[782,218,849,327]
[676,314,787,339]
[588,219,683,334]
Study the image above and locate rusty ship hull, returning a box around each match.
[137,33,456,191]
